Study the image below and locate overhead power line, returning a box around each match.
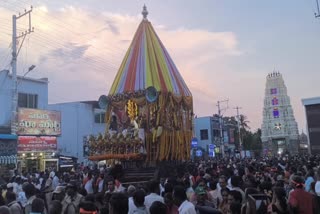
[0,1,127,56]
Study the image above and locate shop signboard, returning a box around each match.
[59,155,77,169]
[208,144,215,157]
[17,108,61,136]
[209,144,215,150]
[18,136,57,152]
[191,137,198,149]
[208,151,215,157]
[196,149,203,157]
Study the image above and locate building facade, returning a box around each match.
[0,69,56,172]
[194,115,237,157]
[261,72,299,155]
[302,97,320,155]
[48,101,106,163]
[0,70,48,127]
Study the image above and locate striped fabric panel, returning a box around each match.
[108,20,192,97]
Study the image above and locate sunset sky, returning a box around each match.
[0,0,320,130]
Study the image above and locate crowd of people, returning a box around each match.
[0,154,320,214]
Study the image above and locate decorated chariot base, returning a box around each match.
[87,131,146,161]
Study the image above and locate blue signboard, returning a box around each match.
[208,144,215,157]
[196,149,203,157]
[209,144,215,150]
[209,151,215,157]
[191,137,198,149]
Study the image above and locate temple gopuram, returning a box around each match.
[88,5,193,163]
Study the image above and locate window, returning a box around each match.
[272,97,278,105]
[270,88,277,95]
[18,93,38,108]
[273,108,280,118]
[95,112,105,123]
[200,129,208,140]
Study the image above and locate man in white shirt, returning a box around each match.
[144,180,164,211]
[173,185,196,214]
[127,185,137,214]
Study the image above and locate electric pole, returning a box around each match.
[217,99,228,157]
[11,7,34,135]
[234,106,242,157]
[316,0,320,18]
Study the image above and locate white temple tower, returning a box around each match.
[261,72,299,155]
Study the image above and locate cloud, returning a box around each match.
[105,19,120,35]
[49,43,91,61]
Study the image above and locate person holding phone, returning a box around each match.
[267,187,288,214]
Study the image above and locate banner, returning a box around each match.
[18,136,57,152]
[17,108,61,136]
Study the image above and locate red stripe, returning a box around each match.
[124,23,144,92]
[151,24,186,95]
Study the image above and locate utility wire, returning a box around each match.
[0,18,122,74]
[0,1,138,78]
[0,1,128,56]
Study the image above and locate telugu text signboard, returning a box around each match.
[17,108,61,136]
[18,136,57,152]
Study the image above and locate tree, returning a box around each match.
[242,128,263,156]
[252,129,262,156]
[239,114,250,131]
[242,130,253,150]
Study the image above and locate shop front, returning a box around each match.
[17,108,61,172]
[17,136,58,172]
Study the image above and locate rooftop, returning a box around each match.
[301,97,320,106]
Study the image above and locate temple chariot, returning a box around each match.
[88,6,193,164]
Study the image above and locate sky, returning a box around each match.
[0,0,320,131]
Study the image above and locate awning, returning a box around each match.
[0,155,17,164]
[0,134,17,140]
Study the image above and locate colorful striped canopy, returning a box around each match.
[109,19,192,97]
